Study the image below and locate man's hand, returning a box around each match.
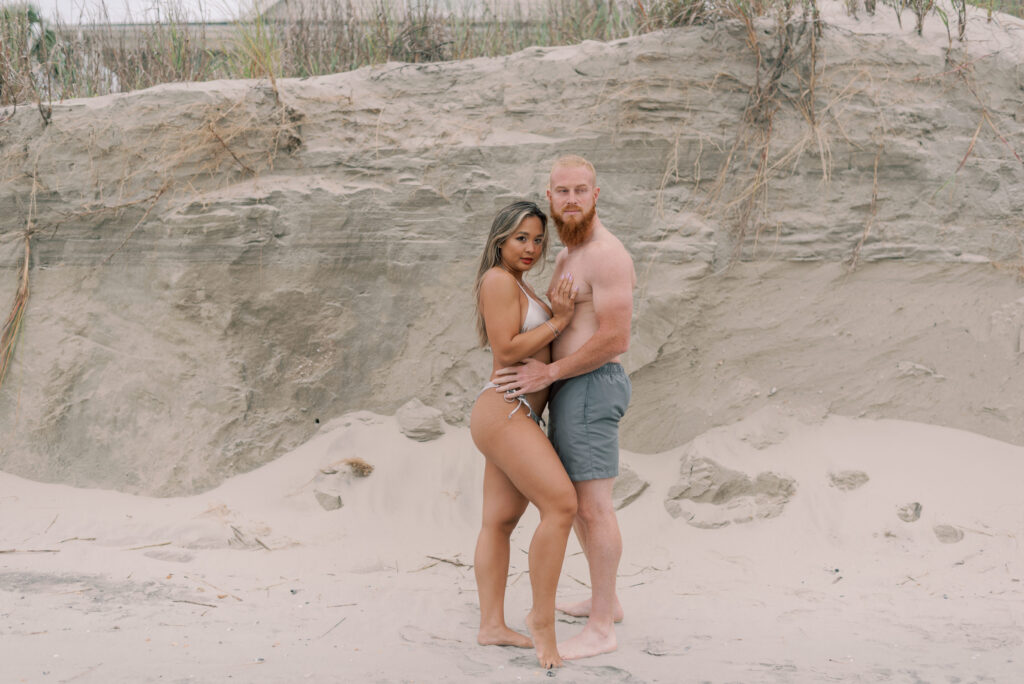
[492,358,556,398]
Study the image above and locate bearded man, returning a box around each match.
[495,154,635,659]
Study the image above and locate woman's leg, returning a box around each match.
[474,457,531,647]
[472,396,577,668]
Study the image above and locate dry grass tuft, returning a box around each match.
[0,235,29,389]
[343,457,374,477]
[692,0,824,262]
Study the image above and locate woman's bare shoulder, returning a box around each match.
[479,267,517,294]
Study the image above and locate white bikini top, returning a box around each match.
[514,279,551,333]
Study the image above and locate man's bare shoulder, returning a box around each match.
[577,228,632,291]
[588,228,633,265]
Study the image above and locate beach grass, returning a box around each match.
[3,0,1021,106]
[0,0,683,105]
[0,0,821,106]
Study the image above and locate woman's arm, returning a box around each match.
[480,270,575,367]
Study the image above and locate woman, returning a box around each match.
[470,200,578,669]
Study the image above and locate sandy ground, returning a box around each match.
[3,3,1024,682]
[3,408,1022,683]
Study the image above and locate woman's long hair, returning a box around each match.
[473,201,549,346]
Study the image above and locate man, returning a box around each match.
[495,154,635,659]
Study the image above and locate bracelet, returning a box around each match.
[544,320,560,337]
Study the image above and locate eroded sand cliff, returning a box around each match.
[2,6,1023,494]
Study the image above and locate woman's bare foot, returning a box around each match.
[556,596,624,622]
[526,610,564,669]
[477,625,532,648]
[558,623,617,660]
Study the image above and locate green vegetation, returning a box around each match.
[971,0,1024,18]
[2,0,1023,106]
[0,0,692,106]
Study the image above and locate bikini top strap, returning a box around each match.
[514,278,542,305]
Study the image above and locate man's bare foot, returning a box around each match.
[525,610,564,669]
[477,625,532,648]
[556,596,624,623]
[558,624,617,660]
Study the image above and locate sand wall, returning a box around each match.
[2,10,1023,494]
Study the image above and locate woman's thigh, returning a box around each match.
[481,458,528,527]
[471,394,575,509]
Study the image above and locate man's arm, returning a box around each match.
[494,245,633,396]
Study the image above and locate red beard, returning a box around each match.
[551,203,596,247]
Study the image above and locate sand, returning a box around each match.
[3,1,1024,681]
[3,407,1022,682]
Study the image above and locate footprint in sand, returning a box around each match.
[828,470,870,491]
[896,502,922,522]
[933,524,964,543]
[663,455,796,529]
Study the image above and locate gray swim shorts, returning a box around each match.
[547,363,631,482]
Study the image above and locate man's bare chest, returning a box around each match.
[553,258,594,302]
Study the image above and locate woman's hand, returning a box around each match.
[548,272,578,327]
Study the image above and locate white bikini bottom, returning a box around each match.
[477,382,543,425]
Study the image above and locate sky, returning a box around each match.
[26,0,250,23]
